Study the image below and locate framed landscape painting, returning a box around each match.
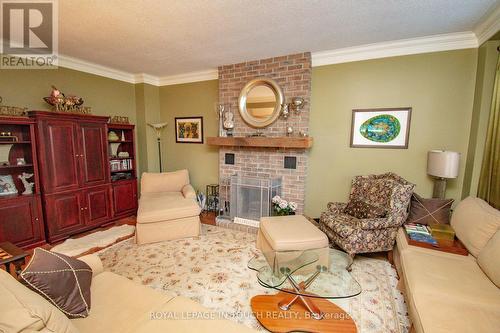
[175,117,204,143]
[350,107,412,149]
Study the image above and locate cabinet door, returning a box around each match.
[78,123,109,187]
[44,191,84,242]
[112,180,137,216]
[84,185,111,226]
[41,120,80,193]
[0,197,43,248]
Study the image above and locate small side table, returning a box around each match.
[404,231,468,256]
[0,242,28,276]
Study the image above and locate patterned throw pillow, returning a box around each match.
[344,199,387,219]
[20,248,92,318]
[407,193,453,225]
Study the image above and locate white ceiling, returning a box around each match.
[59,0,499,78]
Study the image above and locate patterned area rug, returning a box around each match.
[98,225,410,332]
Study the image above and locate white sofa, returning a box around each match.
[394,197,500,333]
[0,254,258,333]
[136,170,201,245]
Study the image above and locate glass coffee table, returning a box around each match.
[248,248,361,333]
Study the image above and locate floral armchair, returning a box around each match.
[319,173,415,259]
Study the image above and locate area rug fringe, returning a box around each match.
[51,225,135,257]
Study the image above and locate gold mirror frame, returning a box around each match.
[238,78,284,128]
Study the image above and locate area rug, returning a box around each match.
[51,225,135,257]
[99,225,410,332]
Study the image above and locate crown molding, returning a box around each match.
[134,73,160,86]
[158,69,218,86]
[474,4,500,45]
[1,29,487,86]
[58,54,137,83]
[311,32,478,67]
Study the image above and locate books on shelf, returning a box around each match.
[110,158,133,171]
[404,223,438,246]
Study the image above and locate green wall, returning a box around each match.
[135,83,161,176]
[462,40,500,197]
[0,49,482,216]
[305,49,478,216]
[0,66,144,172]
[0,67,136,119]
[159,80,219,192]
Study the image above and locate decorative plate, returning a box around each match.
[360,114,400,143]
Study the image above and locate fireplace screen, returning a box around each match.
[229,174,282,221]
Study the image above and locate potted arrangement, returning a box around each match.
[272,195,297,216]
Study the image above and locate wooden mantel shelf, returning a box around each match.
[206,136,313,149]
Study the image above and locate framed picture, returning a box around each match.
[0,175,18,196]
[350,107,412,149]
[175,117,204,144]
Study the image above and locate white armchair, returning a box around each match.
[136,169,201,245]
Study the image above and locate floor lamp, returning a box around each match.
[147,122,168,172]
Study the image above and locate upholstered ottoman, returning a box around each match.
[256,215,329,273]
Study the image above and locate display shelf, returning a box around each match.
[0,164,34,169]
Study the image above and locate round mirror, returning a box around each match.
[238,78,284,128]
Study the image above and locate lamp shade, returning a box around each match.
[427,150,460,178]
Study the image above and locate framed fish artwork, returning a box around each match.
[350,108,412,149]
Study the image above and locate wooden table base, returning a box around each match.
[251,292,357,333]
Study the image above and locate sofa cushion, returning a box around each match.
[20,248,92,318]
[137,192,201,224]
[0,269,78,333]
[478,230,500,287]
[399,248,500,333]
[72,272,257,333]
[134,295,258,333]
[451,197,500,257]
[141,170,190,194]
[71,272,176,333]
[260,215,328,251]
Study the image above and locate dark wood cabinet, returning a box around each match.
[84,185,112,226]
[29,111,136,244]
[107,124,138,219]
[0,117,45,249]
[39,120,80,194]
[0,195,45,249]
[44,190,85,241]
[112,179,137,217]
[79,123,109,187]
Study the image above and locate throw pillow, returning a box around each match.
[344,199,387,219]
[19,248,92,318]
[407,193,453,225]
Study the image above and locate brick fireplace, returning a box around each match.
[217,52,312,214]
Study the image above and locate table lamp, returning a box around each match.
[427,150,460,199]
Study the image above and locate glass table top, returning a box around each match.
[248,248,362,299]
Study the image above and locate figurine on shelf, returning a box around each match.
[43,85,90,114]
[18,172,34,195]
[216,104,226,137]
[281,103,290,119]
[223,108,234,137]
[108,131,119,142]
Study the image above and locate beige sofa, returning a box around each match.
[0,254,258,333]
[394,197,500,333]
[136,170,201,245]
